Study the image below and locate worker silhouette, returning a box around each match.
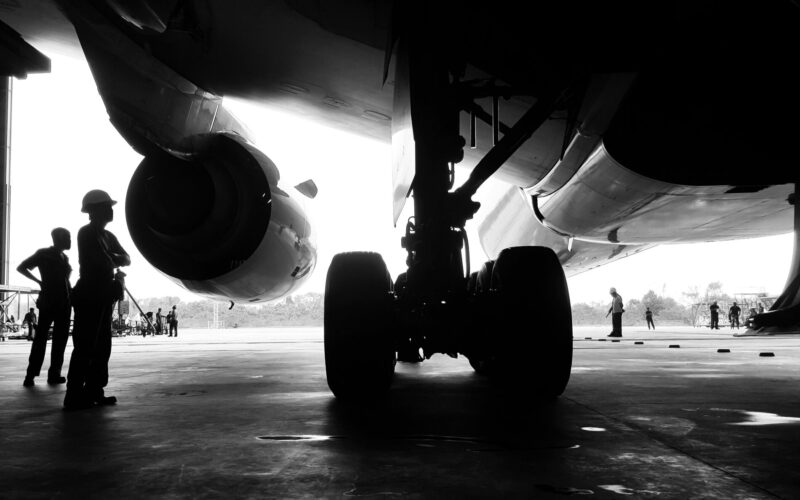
[155,307,164,335]
[709,301,720,329]
[645,307,655,330]
[606,287,624,337]
[64,190,130,410]
[18,228,73,387]
[729,302,741,329]
[168,305,178,337]
[22,307,37,341]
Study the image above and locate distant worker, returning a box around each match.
[64,190,130,410]
[18,227,73,387]
[155,307,164,335]
[709,301,720,330]
[606,287,624,337]
[728,302,741,329]
[758,303,765,314]
[22,308,37,341]
[169,305,178,337]
[645,307,655,330]
[165,309,173,336]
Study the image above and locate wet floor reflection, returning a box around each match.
[320,371,582,452]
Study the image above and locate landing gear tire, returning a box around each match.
[324,252,396,399]
[488,246,573,398]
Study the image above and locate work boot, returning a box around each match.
[94,395,117,406]
[23,377,34,387]
[47,376,67,385]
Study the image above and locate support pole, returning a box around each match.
[125,284,155,332]
[0,78,11,309]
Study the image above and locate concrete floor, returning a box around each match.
[1,326,799,499]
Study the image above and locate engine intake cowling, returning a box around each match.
[126,132,316,302]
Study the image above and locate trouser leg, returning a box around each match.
[66,302,103,395]
[48,306,72,378]
[26,312,54,378]
[612,313,622,335]
[85,302,113,400]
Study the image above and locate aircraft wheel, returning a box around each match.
[465,260,496,375]
[324,252,396,399]
[490,246,573,397]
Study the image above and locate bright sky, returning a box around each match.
[8,55,795,307]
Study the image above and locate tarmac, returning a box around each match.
[1,325,799,499]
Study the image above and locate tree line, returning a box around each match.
[571,290,692,326]
[132,293,324,328]
[125,282,753,328]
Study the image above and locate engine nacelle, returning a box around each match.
[126,133,316,303]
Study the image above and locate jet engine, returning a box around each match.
[126,132,316,303]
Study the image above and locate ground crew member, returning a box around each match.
[729,302,741,329]
[18,228,72,387]
[709,301,720,329]
[64,190,130,410]
[155,307,164,335]
[22,308,37,341]
[169,305,178,337]
[606,287,624,337]
[645,307,655,330]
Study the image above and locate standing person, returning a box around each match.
[709,301,720,329]
[645,307,655,330]
[169,305,178,337]
[606,287,624,337]
[18,228,73,387]
[64,190,130,410]
[155,307,164,335]
[22,308,37,341]
[729,302,741,329]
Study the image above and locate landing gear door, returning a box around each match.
[391,41,414,226]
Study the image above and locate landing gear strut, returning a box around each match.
[749,185,800,334]
[323,23,574,399]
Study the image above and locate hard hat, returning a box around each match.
[81,189,117,213]
[609,287,616,293]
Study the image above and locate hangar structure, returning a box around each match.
[0,20,50,291]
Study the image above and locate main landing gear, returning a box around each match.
[324,27,574,400]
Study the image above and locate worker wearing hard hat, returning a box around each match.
[64,190,130,410]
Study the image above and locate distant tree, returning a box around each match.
[641,290,665,316]
[572,290,693,327]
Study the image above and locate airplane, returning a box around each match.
[2,1,799,400]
